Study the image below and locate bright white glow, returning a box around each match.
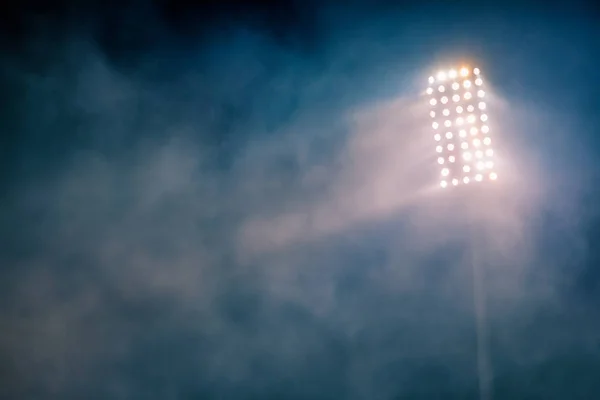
[456,117,464,125]
[463,80,472,88]
[459,129,467,138]
[463,177,470,184]
[438,157,445,164]
[486,149,494,157]
[447,143,455,151]
[443,109,450,116]
[434,134,441,141]
[452,82,460,90]
[436,146,443,153]
[430,99,437,106]
[429,76,435,84]
[470,127,478,135]
[441,96,448,104]
[467,105,475,112]
[467,115,476,123]
[444,120,452,127]
[463,152,472,161]
[452,178,459,186]
[473,138,481,146]
[489,172,498,180]
[456,106,463,113]
[477,161,485,170]
[432,122,439,129]
[430,111,436,118]
[437,71,447,81]
[481,125,489,133]
[449,155,456,163]
[449,69,457,78]
[473,68,480,75]
[461,142,468,149]
[463,165,471,173]
[481,114,488,122]
[475,174,483,181]
[446,132,453,139]
[427,87,433,95]
[441,168,449,176]
[486,161,494,168]
[460,67,469,77]
[478,102,486,110]
[452,94,460,102]
[438,85,445,92]
[475,150,483,158]
[441,180,448,188]
[478,90,485,98]
[464,92,472,100]
[475,78,483,86]
[483,137,491,145]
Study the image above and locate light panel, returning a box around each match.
[427,65,497,188]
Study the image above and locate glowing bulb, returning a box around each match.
[441,168,449,176]
[438,157,445,164]
[460,67,469,76]
[452,82,460,90]
[445,120,452,127]
[449,69,457,78]
[449,156,456,163]
[463,80,472,88]
[452,94,460,102]
[452,178,459,186]
[427,87,433,95]
[446,132,453,139]
[490,172,498,180]
[430,111,436,118]
[443,109,450,116]
[441,96,448,104]
[437,71,447,81]
[464,92,472,100]
[456,106,463,114]
[467,115,476,123]
[463,177,470,184]
[483,137,491,145]
[434,134,441,141]
[475,78,483,86]
[438,85,445,92]
[478,102,486,110]
[481,125,489,133]
[467,105,475,112]
[478,90,485,98]
[470,127,478,135]
[436,146,443,153]
[429,76,435,84]
[473,68,480,75]
[447,144,455,151]
[461,142,468,149]
[481,114,488,122]
[430,99,437,106]
[475,174,483,181]
[463,152,472,161]
[473,138,481,146]
[440,180,448,188]
[459,129,467,138]
[432,122,439,129]
[463,165,471,173]
[456,117,464,125]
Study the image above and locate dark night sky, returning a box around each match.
[1,1,600,399]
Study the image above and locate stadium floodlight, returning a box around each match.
[427,65,496,189]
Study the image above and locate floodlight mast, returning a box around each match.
[427,65,494,400]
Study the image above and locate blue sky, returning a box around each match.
[1,1,600,398]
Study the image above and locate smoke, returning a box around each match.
[1,4,600,399]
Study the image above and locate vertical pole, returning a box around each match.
[471,219,493,400]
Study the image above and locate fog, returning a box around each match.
[1,4,599,399]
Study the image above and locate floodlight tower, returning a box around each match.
[426,65,495,400]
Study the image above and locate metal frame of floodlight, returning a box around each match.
[427,66,497,189]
